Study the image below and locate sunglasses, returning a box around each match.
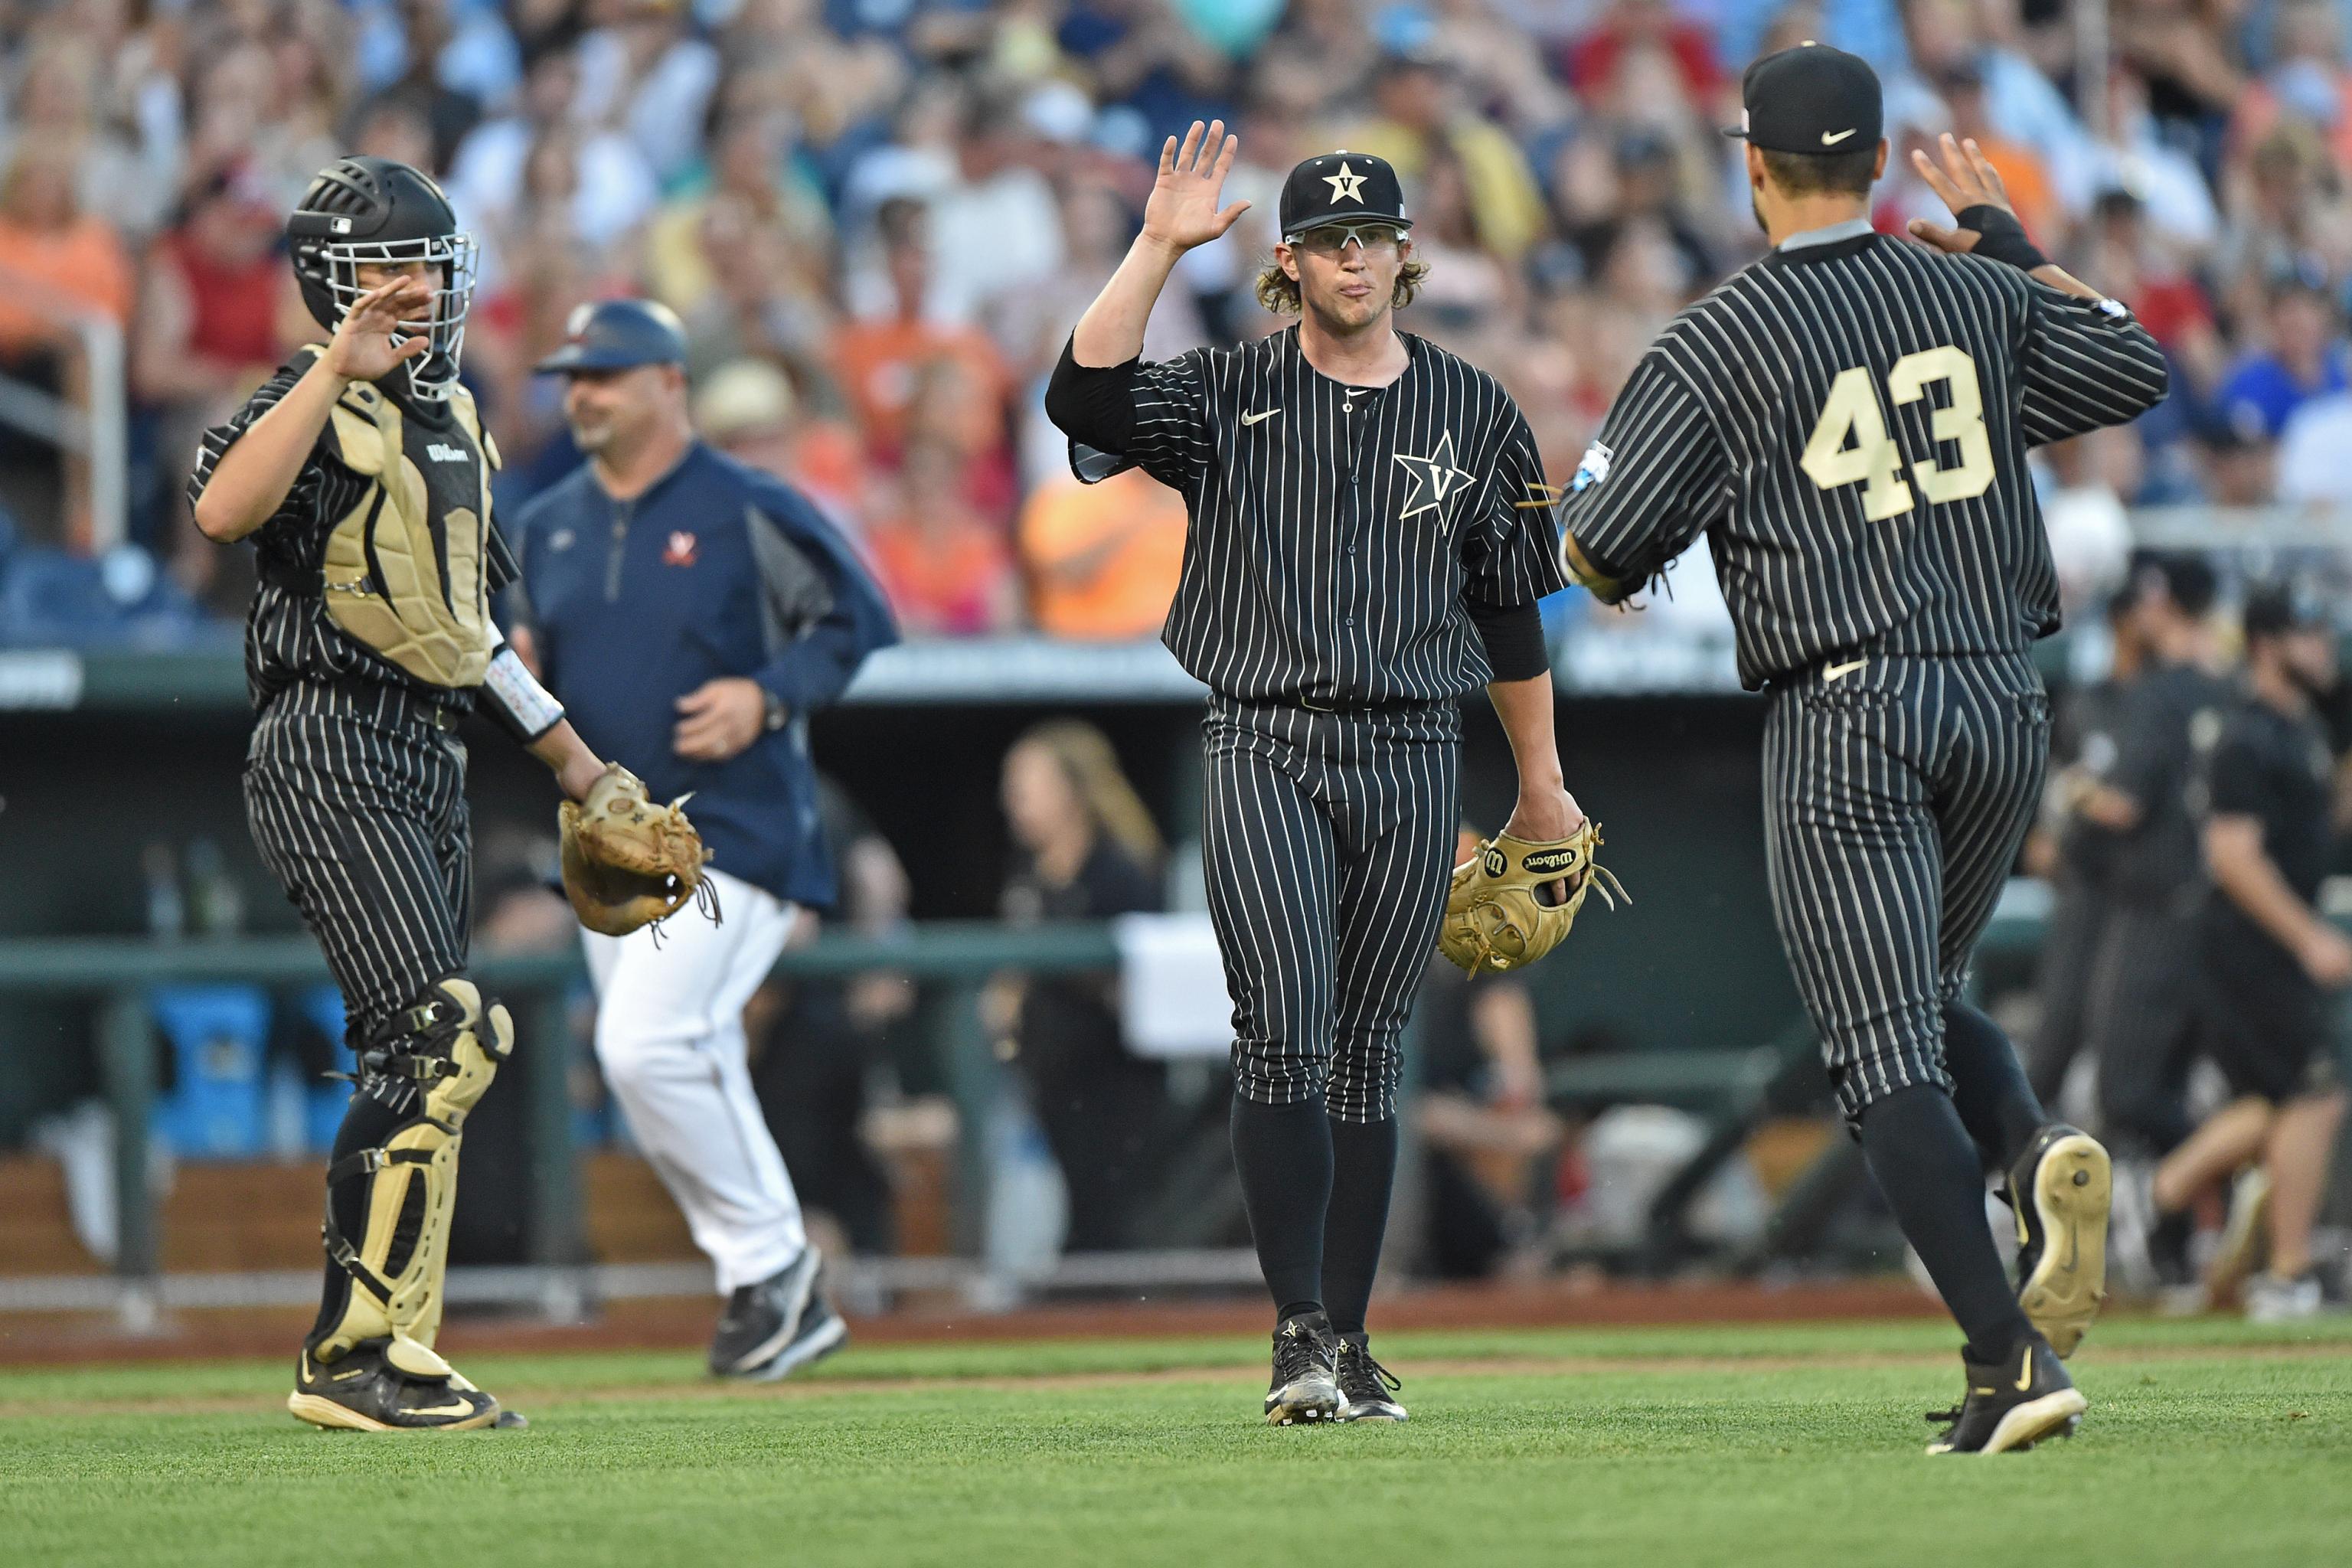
[1286,224,1407,256]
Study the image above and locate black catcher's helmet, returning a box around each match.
[287,156,479,402]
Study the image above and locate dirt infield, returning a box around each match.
[0,1278,1945,1367]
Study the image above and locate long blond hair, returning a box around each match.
[1014,718,1164,868]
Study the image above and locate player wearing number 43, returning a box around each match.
[1553,44,2169,1454]
[508,300,898,1380]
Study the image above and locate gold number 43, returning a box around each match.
[1800,346,1994,521]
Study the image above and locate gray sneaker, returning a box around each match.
[743,1280,850,1381]
[709,1248,820,1377]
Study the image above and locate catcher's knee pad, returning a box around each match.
[315,977,512,1359]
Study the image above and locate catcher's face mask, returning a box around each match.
[320,234,480,402]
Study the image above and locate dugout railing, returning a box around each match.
[0,922,1266,1330]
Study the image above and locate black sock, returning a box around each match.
[1858,1084,2034,1362]
[1942,1000,2047,1174]
[1321,1115,1399,1336]
[309,1087,407,1344]
[1230,1093,1333,1323]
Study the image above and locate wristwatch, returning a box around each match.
[763,691,788,733]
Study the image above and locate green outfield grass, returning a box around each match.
[4,1315,2348,1567]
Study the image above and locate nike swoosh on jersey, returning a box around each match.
[1823,658,1868,682]
[1241,408,1282,426]
[1821,128,1857,145]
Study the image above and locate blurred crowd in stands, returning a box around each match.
[6,0,2352,645]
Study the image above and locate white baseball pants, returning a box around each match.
[583,867,807,1293]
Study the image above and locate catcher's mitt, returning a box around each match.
[558,764,717,937]
[1436,822,1626,973]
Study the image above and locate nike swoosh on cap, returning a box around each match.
[1821,128,1858,145]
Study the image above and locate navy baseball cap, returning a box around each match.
[534,299,688,374]
[1279,151,1412,240]
[1723,43,1883,155]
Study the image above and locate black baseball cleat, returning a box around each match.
[287,1336,503,1432]
[1263,1311,1341,1426]
[742,1276,851,1383]
[2008,1124,2111,1358]
[1334,1333,1407,1422]
[1925,1336,2086,1455]
[710,1247,821,1377]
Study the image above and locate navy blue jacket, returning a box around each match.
[511,443,897,910]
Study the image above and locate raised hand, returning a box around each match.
[1906,133,2016,256]
[322,276,433,383]
[1141,119,1250,254]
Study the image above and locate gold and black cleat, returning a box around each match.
[287,1336,504,1432]
[1334,1334,1407,1423]
[2008,1124,2111,1358]
[1263,1312,1341,1427]
[1926,1335,2086,1455]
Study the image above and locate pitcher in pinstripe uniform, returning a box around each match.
[1556,46,2170,1454]
[190,157,616,1432]
[1047,126,1580,1426]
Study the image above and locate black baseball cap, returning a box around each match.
[534,298,688,374]
[2243,580,2326,640]
[1279,151,1412,240]
[1723,43,1883,155]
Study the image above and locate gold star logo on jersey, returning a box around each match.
[1393,430,1474,527]
[1324,160,1367,204]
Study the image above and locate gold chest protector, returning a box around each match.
[313,356,504,688]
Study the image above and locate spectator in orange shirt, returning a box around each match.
[0,131,136,547]
[864,436,1021,638]
[0,132,134,362]
[1018,468,1187,641]
[1938,57,2065,250]
[830,196,1011,469]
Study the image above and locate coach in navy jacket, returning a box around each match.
[510,301,896,912]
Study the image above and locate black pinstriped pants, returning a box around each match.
[243,680,474,1048]
[1762,652,2051,1125]
[1201,695,1460,1124]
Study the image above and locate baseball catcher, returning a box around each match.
[189,155,694,1431]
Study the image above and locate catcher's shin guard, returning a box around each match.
[312,977,511,1361]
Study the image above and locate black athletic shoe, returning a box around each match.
[287,1336,502,1432]
[2008,1124,2111,1358]
[710,1248,820,1377]
[1925,1336,2086,1455]
[1334,1333,1407,1423]
[1263,1311,1340,1426]
[743,1276,850,1382]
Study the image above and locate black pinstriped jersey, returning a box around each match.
[1070,325,1565,706]
[1558,227,2169,691]
[188,361,519,710]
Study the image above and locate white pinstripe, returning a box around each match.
[1762,653,2050,1122]
[243,681,475,1050]
[1203,697,1461,1123]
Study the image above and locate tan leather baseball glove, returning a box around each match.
[1436,821,1625,973]
[558,765,717,937]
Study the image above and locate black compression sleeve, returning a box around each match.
[1955,204,2049,273]
[1466,597,1549,681]
[1044,335,1140,453]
